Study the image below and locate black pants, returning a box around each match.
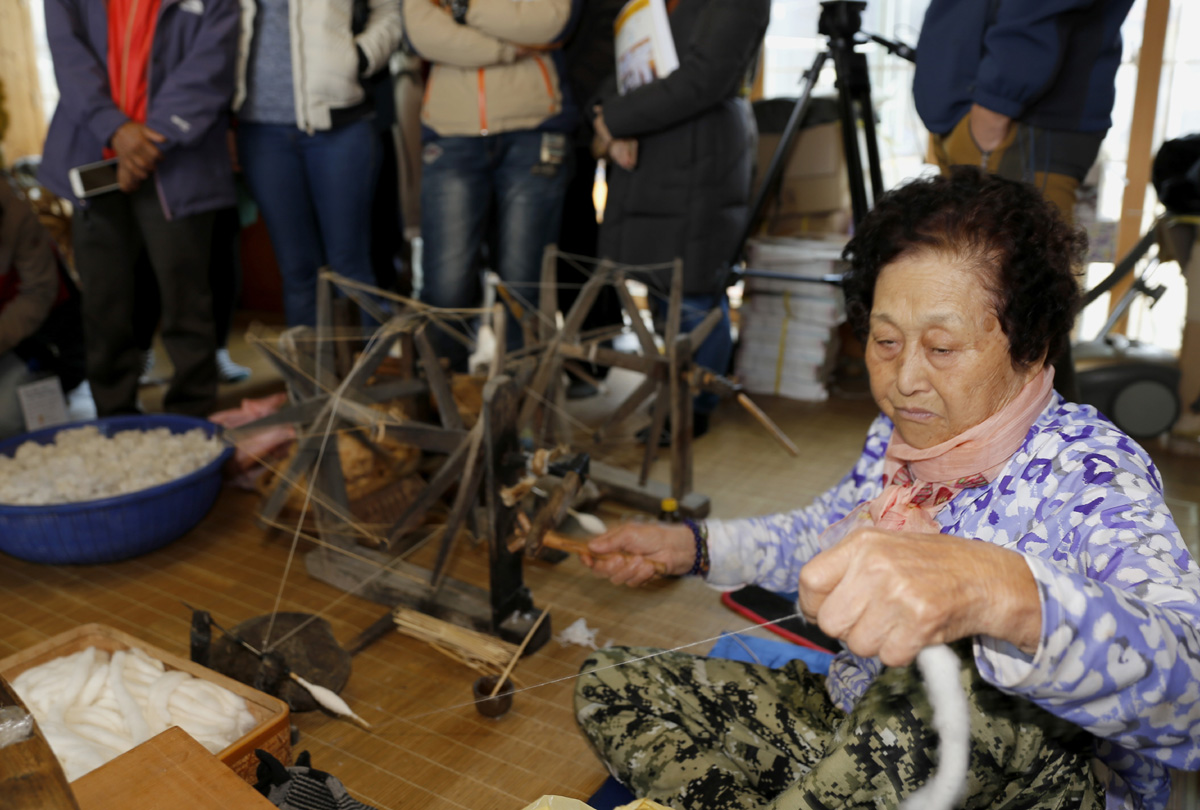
[557,146,622,378]
[74,183,218,417]
[133,204,241,352]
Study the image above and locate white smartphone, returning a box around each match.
[68,158,121,198]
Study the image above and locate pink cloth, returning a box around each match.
[208,393,295,475]
[869,367,1055,533]
[208,391,289,429]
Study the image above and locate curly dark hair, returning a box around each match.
[842,166,1087,368]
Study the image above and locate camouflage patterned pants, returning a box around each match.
[574,643,1104,809]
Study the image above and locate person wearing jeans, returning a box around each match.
[418,130,572,371]
[403,0,581,372]
[232,0,401,328]
[237,119,378,327]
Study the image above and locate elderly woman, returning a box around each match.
[574,168,1200,810]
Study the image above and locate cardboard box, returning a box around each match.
[0,623,291,784]
[754,121,851,218]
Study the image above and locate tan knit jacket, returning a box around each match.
[403,0,575,137]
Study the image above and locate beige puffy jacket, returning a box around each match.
[233,0,403,132]
[403,0,577,137]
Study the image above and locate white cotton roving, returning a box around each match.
[11,646,258,781]
[0,426,224,505]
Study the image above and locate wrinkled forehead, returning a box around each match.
[872,245,1007,330]
[888,242,1003,303]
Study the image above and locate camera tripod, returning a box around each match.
[732,0,915,271]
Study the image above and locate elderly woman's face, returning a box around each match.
[866,249,1041,449]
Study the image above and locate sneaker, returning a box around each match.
[216,347,252,383]
[138,349,158,386]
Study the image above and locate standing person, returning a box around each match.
[403,0,582,373]
[40,0,239,418]
[912,0,1136,400]
[592,0,770,439]
[232,0,402,328]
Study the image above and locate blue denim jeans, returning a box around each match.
[238,119,379,327]
[419,131,570,371]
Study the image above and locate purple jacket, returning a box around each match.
[706,398,1200,809]
[40,0,239,220]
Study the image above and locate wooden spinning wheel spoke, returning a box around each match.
[414,325,464,432]
[429,421,487,589]
[613,273,658,355]
[320,269,392,325]
[592,371,659,442]
[383,426,469,549]
[639,382,671,486]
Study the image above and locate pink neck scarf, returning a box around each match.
[868,367,1054,533]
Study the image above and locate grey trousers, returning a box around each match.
[73,183,217,417]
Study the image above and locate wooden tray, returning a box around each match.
[0,623,291,783]
[72,726,277,810]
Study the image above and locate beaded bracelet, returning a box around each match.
[681,518,710,578]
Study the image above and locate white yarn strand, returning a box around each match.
[900,644,971,810]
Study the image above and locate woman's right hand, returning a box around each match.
[580,521,696,586]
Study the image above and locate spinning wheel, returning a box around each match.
[231,273,546,646]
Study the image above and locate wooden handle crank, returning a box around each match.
[511,512,666,574]
[538,530,668,575]
[736,393,799,457]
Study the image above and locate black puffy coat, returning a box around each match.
[597,0,769,297]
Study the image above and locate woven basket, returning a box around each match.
[0,415,232,564]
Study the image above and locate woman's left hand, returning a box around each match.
[797,526,1042,666]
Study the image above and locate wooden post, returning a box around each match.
[1108,0,1170,333]
[0,0,47,165]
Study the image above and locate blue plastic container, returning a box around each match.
[0,415,233,565]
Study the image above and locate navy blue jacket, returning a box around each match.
[913,0,1135,136]
[40,0,239,219]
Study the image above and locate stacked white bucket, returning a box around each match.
[736,236,847,401]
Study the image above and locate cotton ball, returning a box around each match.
[0,426,224,505]
[555,618,600,649]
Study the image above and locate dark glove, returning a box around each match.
[447,0,469,24]
[254,750,379,810]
